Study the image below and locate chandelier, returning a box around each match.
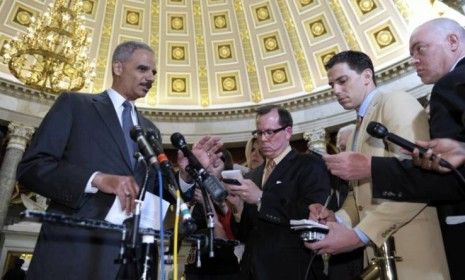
[1,0,95,94]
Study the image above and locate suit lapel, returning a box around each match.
[355,93,381,152]
[92,92,133,170]
[262,150,297,190]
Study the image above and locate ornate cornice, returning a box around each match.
[0,57,414,122]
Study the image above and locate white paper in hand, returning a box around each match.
[221,169,243,180]
[290,219,329,230]
[105,192,170,230]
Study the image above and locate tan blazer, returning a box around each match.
[337,90,450,279]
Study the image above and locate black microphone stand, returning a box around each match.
[116,153,151,280]
[186,165,216,258]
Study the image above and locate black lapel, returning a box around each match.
[263,150,297,189]
[92,91,133,170]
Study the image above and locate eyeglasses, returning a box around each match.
[252,126,287,138]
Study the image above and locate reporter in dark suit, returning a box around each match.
[225,105,331,280]
[371,138,465,202]
[16,41,160,279]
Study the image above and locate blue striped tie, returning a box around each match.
[122,101,136,168]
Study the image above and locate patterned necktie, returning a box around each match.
[122,100,136,168]
[263,159,276,185]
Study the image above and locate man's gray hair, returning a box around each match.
[112,41,153,63]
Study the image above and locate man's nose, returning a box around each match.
[332,85,342,96]
[409,57,420,66]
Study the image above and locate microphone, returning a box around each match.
[170,132,228,202]
[366,121,450,168]
[129,126,159,168]
[146,129,197,234]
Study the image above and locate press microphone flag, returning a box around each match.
[366,121,450,168]
[170,132,228,202]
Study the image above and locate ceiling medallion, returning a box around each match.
[218,45,232,59]
[271,68,287,84]
[222,76,237,91]
[358,0,376,14]
[214,15,227,29]
[171,16,184,30]
[264,36,278,52]
[375,28,394,47]
[322,53,335,65]
[126,11,140,26]
[82,0,94,15]
[171,46,185,60]
[256,6,270,21]
[300,0,314,7]
[15,9,33,26]
[310,21,326,37]
[172,78,186,92]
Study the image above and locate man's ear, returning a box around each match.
[285,126,293,140]
[363,68,373,85]
[448,33,459,51]
[112,61,122,76]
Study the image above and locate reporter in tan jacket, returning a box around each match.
[306,50,449,279]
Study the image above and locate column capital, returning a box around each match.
[7,123,35,151]
[303,127,327,154]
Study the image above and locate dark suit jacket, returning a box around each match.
[17,92,161,280]
[371,57,465,279]
[232,149,330,280]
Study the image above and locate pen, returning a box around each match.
[318,189,333,223]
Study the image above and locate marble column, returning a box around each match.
[0,123,34,230]
[303,127,327,155]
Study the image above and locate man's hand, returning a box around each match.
[225,178,262,205]
[176,135,223,182]
[323,152,372,181]
[308,203,336,225]
[226,193,244,215]
[412,139,465,172]
[92,173,139,214]
[304,222,364,255]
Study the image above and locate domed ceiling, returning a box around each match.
[0,0,463,144]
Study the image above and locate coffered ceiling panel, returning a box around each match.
[0,0,462,113]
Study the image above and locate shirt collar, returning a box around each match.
[267,145,291,166]
[451,55,465,72]
[107,88,134,108]
[357,88,379,118]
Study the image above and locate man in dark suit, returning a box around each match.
[225,105,331,280]
[16,41,160,279]
[370,137,465,202]
[322,18,465,279]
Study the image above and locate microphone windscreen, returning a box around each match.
[130,125,144,141]
[146,129,164,154]
[366,122,388,139]
[170,132,187,149]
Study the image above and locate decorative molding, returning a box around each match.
[277,0,314,92]
[193,0,209,107]
[234,0,262,103]
[93,0,116,92]
[329,0,361,51]
[0,57,415,123]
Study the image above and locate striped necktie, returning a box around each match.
[122,101,136,168]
